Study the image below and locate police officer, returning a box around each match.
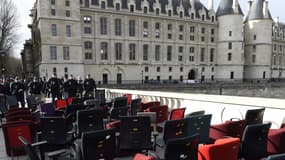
[48,74,62,102]
[77,76,84,98]
[84,74,96,98]
[10,77,25,107]
[28,77,42,101]
[66,75,78,98]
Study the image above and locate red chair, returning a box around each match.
[55,99,67,110]
[67,97,73,105]
[198,137,240,160]
[5,108,31,117]
[141,101,160,110]
[210,120,246,141]
[133,153,156,160]
[123,94,132,105]
[267,127,285,154]
[2,120,34,156]
[169,108,186,120]
[145,105,168,132]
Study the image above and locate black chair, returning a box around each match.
[26,95,40,111]
[130,98,142,115]
[156,134,199,160]
[18,136,69,160]
[185,110,205,117]
[74,108,104,138]
[111,96,128,109]
[245,108,265,125]
[64,104,87,131]
[119,116,153,151]
[109,107,128,120]
[185,114,212,144]
[266,153,285,160]
[240,123,271,160]
[6,95,18,109]
[75,129,116,160]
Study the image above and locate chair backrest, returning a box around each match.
[40,117,66,145]
[146,105,168,124]
[18,136,40,160]
[163,118,187,143]
[185,114,212,144]
[266,153,285,160]
[81,129,116,160]
[109,107,128,120]
[112,96,128,108]
[137,112,156,123]
[83,99,99,107]
[6,95,18,109]
[5,107,31,118]
[65,104,86,117]
[164,134,199,160]
[240,123,271,159]
[169,108,186,120]
[76,109,104,136]
[130,98,142,115]
[123,94,132,105]
[141,101,160,110]
[6,114,35,122]
[26,95,38,111]
[39,103,55,116]
[198,137,240,160]
[186,110,205,117]
[267,127,285,154]
[55,99,67,110]
[120,116,152,150]
[245,108,265,125]
[95,89,106,105]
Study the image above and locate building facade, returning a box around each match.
[26,0,285,84]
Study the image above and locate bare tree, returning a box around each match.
[0,0,19,51]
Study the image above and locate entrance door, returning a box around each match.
[117,73,122,84]
[102,74,108,84]
[188,70,195,80]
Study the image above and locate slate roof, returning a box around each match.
[216,0,243,17]
[244,0,272,22]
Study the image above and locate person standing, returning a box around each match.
[10,77,25,107]
[66,75,78,98]
[48,74,62,102]
[28,77,43,101]
[84,74,96,98]
[77,76,84,98]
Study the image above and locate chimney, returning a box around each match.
[248,0,252,11]
[263,0,269,18]
[233,0,238,13]
[208,0,214,10]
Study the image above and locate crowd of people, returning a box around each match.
[0,74,97,107]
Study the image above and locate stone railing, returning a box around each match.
[103,88,285,128]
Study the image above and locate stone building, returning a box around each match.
[26,0,285,84]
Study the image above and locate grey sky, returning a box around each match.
[11,0,285,57]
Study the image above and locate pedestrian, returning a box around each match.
[48,74,62,102]
[84,74,96,98]
[10,77,25,107]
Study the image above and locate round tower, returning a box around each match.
[216,0,244,82]
[244,0,273,81]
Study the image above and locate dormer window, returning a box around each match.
[130,5,134,12]
[143,7,147,14]
[168,10,172,16]
[115,3,120,10]
[211,16,215,22]
[101,1,106,9]
[202,15,205,21]
[156,8,159,16]
[191,13,194,19]
[179,11,183,18]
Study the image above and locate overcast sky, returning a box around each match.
[11,0,285,57]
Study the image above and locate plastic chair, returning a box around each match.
[141,101,160,110]
[123,94,132,105]
[198,137,240,160]
[267,127,285,154]
[185,110,205,117]
[245,108,265,125]
[169,108,186,120]
[39,103,56,117]
[240,123,271,160]
[55,99,67,110]
[130,98,142,115]
[109,107,128,120]
[111,96,128,109]
[133,153,156,160]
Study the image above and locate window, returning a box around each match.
[114,19,121,36]
[178,55,183,61]
[143,7,147,14]
[201,27,205,34]
[211,75,214,81]
[51,24,57,36]
[179,46,183,53]
[64,67,68,78]
[179,11,183,18]
[156,8,159,15]
[180,76,183,82]
[51,0,55,5]
[167,46,172,61]
[211,67,214,72]
[191,13,194,19]
[91,0,97,5]
[263,71,266,79]
[155,23,160,30]
[190,35,195,41]
[210,48,215,62]
[211,37,214,43]
[253,35,256,40]
[211,16,215,22]
[229,31,232,36]
[179,25,184,32]
[145,66,149,72]
[84,41,92,49]
[230,72,234,79]
[130,5,134,12]
[157,76,160,81]
[63,47,70,60]
[211,29,214,35]
[253,45,256,52]
[129,20,135,37]
[179,34,183,40]
[168,24,172,30]
[143,44,148,61]
[228,53,232,61]
[189,55,194,62]
[180,67,183,72]
[143,21,148,29]
[100,42,108,60]
[167,33,172,39]
[53,67,57,76]
[155,31,160,38]
[168,10,171,16]
[228,42,232,50]
[202,15,205,21]
[65,0,70,6]
[50,46,57,60]
[200,48,205,62]
[115,3,120,10]
[129,43,136,60]
[83,16,91,23]
[157,67,160,72]
[143,31,148,38]
[84,27,91,34]
[155,45,160,61]
[201,36,205,42]
[190,26,195,33]
[66,25,71,37]
[85,52,92,59]
[189,47,195,53]
[169,67,172,72]
[169,76,172,80]
[66,10,71,17]
[100,17,107,35]
[84,0,89,7]
[115,43,122,60]
[145,76,149,81]
[252,54,256,63]
[51,9,56,16]
[101,1,106,9]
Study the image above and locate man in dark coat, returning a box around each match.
[10,77,25,107]
[28,77,43,101]
[84,74,96,98]
[48,74,62,102]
